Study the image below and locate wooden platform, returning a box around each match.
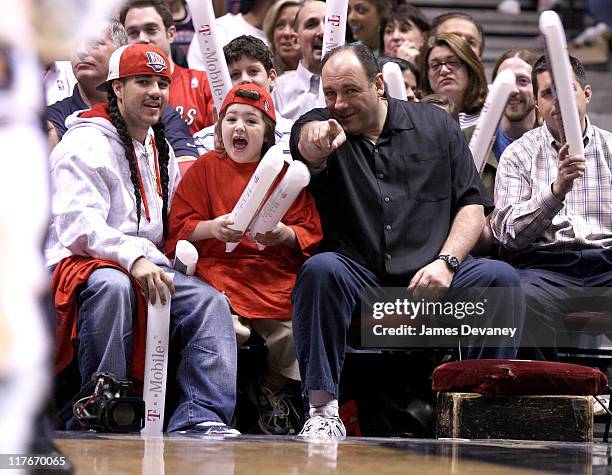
[436,392,593,442]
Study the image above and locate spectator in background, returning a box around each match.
[347,0,392,55]
[491,48,540,161]
[419,33,487,129]
[263,0,302,75]
[430,12,485,58]
[272,0,325,121]
[165,0,194,58]
[120,0,215,135]
[193,35,294,159]
[381,3,429,64]
[491,55,612,359]
[421,93,459,122]
[46,19,198,162]
[378,56,418,101]
[187,0,272,69]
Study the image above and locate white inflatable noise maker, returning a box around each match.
[187,0,232,110]
[539,10,585,157]
[318,0,349,106]
[173,240,198,276]
[248,161,311,250]
[469,69,516,173]
[382,62,408,101]
[226,144,285,252]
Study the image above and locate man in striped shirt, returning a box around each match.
[491,54,612,357]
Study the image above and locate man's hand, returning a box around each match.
[254,222,296,248]
[131,257,176,305]
[298,119,347,168]
[552,142,585,200]
[209,214,243,243]
[408,260,454,301]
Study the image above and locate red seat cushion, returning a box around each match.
[432,359,608,395]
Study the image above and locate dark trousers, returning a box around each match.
[292,252,525,397]
[514,249,612,359]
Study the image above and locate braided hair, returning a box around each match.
[107,85,170,237]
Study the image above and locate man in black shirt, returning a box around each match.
[290,44,525,440]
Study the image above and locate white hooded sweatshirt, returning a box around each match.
[45,104,180,271]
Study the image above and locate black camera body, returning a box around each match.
[74,372,145,433]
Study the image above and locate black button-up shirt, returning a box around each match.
[290,98,487,282]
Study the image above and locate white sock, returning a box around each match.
[308,390,339,418]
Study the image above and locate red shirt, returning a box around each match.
[169,65,214,135]
[166,150,322,319]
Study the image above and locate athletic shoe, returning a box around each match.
[593,395,611,416]
[248,381,294,435]
[297,415,346,440]
[179,421,241,436]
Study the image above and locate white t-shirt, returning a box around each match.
[44,61,77,106]
[187,13,268,71]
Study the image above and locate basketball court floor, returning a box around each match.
[55,432,612,474]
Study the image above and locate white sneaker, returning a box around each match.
[180,421,241,436]
[592,395,610,416]
[498,0,521,15]
[298,415,346,440]
[572,22,611,46]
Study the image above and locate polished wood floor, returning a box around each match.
[54,432,612,474]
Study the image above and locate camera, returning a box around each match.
[73,372,145,432]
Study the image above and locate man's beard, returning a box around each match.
[504,95,535,122]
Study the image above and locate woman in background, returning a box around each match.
[418,33,487,129]
[263,0,302,75]
[348,0,391,55]
[381,3,429,64]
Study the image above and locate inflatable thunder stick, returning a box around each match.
[142,273,174,435]
[469,69,515,173]
[226,144,285,253]
[187,0,232,110]
[322,0,348,57]
[248,160,311,250]
[317,0,348,106]
[539,10,585,157]
[382,62,408,101]
[173,240,198,276]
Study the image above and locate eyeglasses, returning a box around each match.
[428,58,463,74]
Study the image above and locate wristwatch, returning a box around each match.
[437,255,460,273]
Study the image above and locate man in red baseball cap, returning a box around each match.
[47,43,239,435]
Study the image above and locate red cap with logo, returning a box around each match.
[220,83,276,123]
[97,43,172,90]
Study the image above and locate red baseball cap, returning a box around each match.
[97,43,172,90]
[220,83,276,123]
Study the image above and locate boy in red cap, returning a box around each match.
[166,83,322,435]
[47,43,239,435]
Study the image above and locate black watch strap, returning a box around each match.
[437,254,460,272]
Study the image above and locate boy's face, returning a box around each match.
[228,57,277,93]
[221,103,266,164]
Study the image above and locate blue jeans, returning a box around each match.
[514,249,612,359]
[292,252,524,398]
[75,265,236,431]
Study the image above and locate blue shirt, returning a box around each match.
[492,127,514,162]
[47,86,198,158]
